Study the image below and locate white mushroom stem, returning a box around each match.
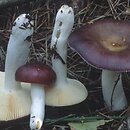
[4,35,30,90]
[51,5,74,85]
[51,40,67,85]
[4,14,33,91]
[102,70,127,111]
[30,84,45,130]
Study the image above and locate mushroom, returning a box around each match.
[0,14,34,120]
[15,63,56,130]
[45,5,88,108]
[68,19,130,111]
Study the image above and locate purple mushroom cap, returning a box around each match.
[15,63,56,86]
[68,19,130,71]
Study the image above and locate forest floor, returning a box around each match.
[0,0,130,130]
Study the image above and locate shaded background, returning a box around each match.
[0,0,130,129]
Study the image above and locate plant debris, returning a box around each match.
[0,0,130,130]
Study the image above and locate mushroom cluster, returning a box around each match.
[0,14,34,120]
[68,19,130,111]
[1,5,88,130]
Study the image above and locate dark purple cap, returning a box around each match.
[68,19,130,71]
[15,63,56,86]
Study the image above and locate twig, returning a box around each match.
[110,74,120,111]
[118,121,126,130]
[0,0,40,8]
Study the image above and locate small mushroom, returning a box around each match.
[15,63,56,130]
[68,19,130,111]
[46,5,88,110]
